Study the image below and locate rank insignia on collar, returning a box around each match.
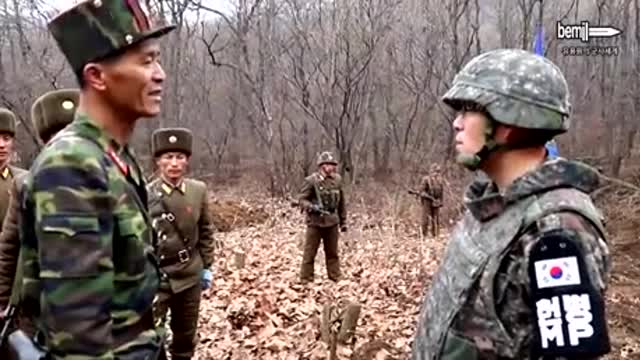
[107,146,129,176]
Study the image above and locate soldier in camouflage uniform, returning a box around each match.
[148,128,215,360]
[412,49,611,359]
[297,151,347,283]
[0,90,79,350]
[0,110,26,229]
[418,165,444,237]
[19,1,174,358]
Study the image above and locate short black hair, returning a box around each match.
[73,46,130,89]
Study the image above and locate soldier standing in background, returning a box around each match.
[0,110,26,227]
[148,128,215,360]
[0,108,26,356]
[19,0,175,358]
[418,165,444,237]
[297,151,347,283]
[412,49,611,359]
[0,90,79,353]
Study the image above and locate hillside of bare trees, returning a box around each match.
[2,0,640,359]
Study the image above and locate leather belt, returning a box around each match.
[158,246,193,267]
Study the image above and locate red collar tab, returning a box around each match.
[107,146,129,176]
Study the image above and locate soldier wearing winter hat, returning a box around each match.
[148,128,215,360]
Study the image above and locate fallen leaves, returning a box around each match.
[190,195,446,359]
[180,183,640,360]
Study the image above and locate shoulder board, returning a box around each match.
[306,173,319,183]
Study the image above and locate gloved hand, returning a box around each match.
[308,204,323,213]
[201,269,213,290]
[340,225,347,233]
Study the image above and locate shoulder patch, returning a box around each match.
[528,229,610,358]
[534,256,581,288]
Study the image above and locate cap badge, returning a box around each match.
[61,100,75,111]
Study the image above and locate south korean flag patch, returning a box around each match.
[528,229,610,358]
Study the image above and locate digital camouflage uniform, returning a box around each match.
[0,90,79,355]
[419,166,444,237]
[18,1,175,358]
[297,151,347,282]
[412,49,611,359]
[148,128,215,360]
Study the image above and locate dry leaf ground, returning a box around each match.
[181,180,639,359]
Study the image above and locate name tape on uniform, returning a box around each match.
[536,293,594,349]
[534,256,581,288]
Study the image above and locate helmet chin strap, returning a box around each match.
[456,120,545,171]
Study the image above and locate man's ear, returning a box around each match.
[83,62,108,91]
[493,124,516,143]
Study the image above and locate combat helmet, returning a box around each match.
[442,49,571,169]
[317,151,338,166]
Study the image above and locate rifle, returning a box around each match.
[289,198,333,216]
[0,304,16,347]
[407,189,436,202]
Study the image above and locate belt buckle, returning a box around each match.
[164,212,176,222]
[178,249,190,263]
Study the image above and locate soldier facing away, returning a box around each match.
[148,128,215,360]
[418,165,444,237]
[19,1,175,358]
[297,151,347,283]
[412,49,611,359]
[0,89,79,356]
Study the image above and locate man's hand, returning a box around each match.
[201,269,213,290]
[308,204,323,213]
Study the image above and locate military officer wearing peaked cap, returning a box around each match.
[148,127,215,360]
[19,0,175,358]
[411,49,611,359]
[0,90,79,358]
[0,109,26,230]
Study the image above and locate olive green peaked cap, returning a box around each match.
[31,89,79,142]
[152,127,193,157]
[48,0,176,73]
[0,109,16,135]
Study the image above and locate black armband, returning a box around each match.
[528,229,610,358]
